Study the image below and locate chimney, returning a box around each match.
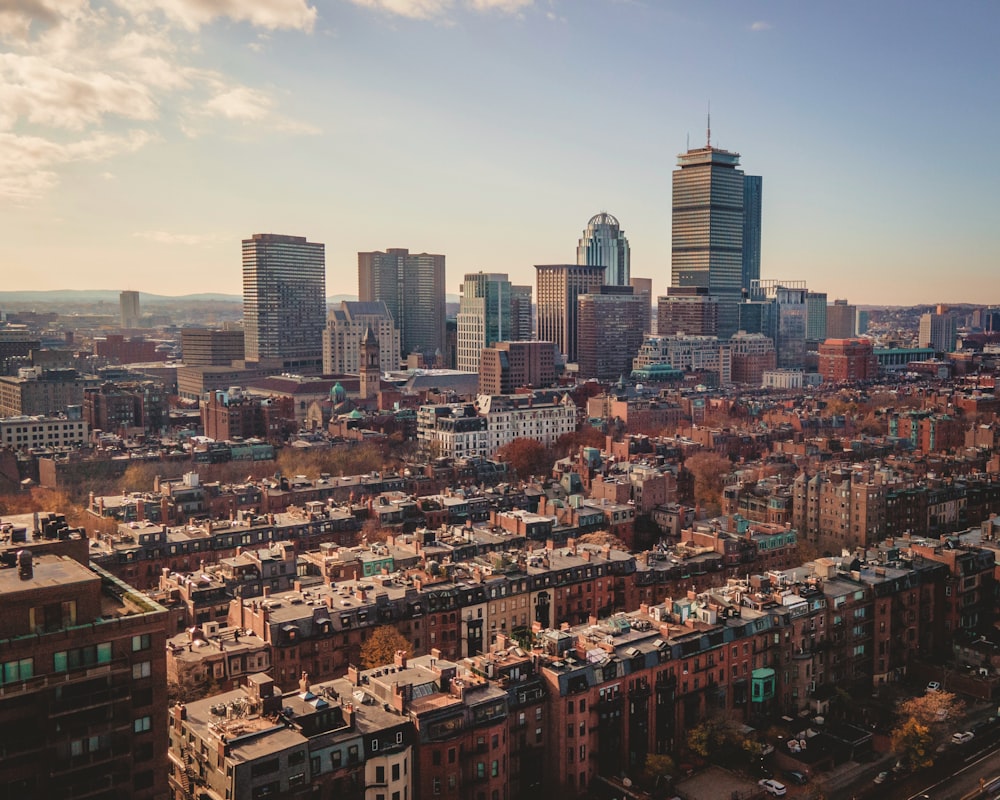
[294,580,302,593]
[298,671,309,693]
[262,586,271,598]
[17,550,32,580]
[394,650,407,669]
[347,665,361,685]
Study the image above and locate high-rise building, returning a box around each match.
[630,277,653,334]
[120,290,140,329]
[826,299,857,340]
[750,280,807,369]
[671,142,745,338]
[181,328,245,366]
[919,306,956,353]
[322,301,400,375]
[819,338,878,383]
[242,233,326,374]
[358,248,446,361]
[657,287,719,337]
[0,539,168,800]
[535,264,605,363]
[742,175,762,295]
[805,292,828,343]
[577,286,648,381]
[577,212,630,286]
[510,285,533,341]
[456,272,513,372]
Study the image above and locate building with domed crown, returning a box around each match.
[577,211,630,286]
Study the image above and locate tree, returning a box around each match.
[891,717,934,771]
[897,690,965,728]
[642,753,676,787]
[552,428,605,459]
[684,452,733,514]
[577,531,628,551]
[495,438,553,479]
[360,625,411,669]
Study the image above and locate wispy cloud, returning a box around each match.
[346,0,533,20]
[133,230,226,245]
[750,20,772,32]
[0,0,318,201]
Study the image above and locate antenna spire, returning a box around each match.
[707,102,711,147]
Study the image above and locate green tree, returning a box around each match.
[360,625,411,669]
[642,752,676,786]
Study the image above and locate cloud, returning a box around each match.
[117,0,317,32]
[346,0,534,20]
[0,0,318,201]
[750,20,772,31]
[133,230,225,245]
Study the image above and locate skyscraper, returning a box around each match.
[577,212,630,286]
[120,290,140,328]
[919,307,956,353]
[671,140,745,338]
[826,299,857,340]
[456,272,513,372]
[242,233,326,373]
[358,248,446,361]
[535,264,605,363]
[805,291,828,343]
[510,284,534,341]
[322,301,400,375]
[577,286,647,381]
[742,175,762,295]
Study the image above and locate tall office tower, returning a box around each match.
[479,340,557,395]
[657,287,719,337]
[577,286,648,381]
[826,298,857,340]
[322,301,401,374]
[577,212,630,286]
[358,248,446,360]
[120,290,140,328]
[806,292,828,343]
[630,277,653,334]
[775,286,808,369]
[672,140,745,338]
[242,233,326,374]
[510,284,534,341]
[919,306,956,353]
[181,328,245,366]
[742,175,762,294]
[535,264,605,363]
[456,272,513,372]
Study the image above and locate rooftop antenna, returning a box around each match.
[686,132,690,151]
[707,102,711,147]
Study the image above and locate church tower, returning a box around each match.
[360,325,380,401]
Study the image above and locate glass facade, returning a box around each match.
[577,212,630,286]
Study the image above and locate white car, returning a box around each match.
[926,681,941,692]
[758,779,787,796]
[951,731,974,744]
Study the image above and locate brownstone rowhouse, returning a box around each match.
[0,545,169,800]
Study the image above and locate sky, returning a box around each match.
[1,0,998,306]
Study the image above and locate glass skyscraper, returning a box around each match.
[577,212,630,286]
[456,272,513,372]
[742,175,762,295]
[671,145,745,338]
[242,233,326,373]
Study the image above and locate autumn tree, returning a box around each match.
[552,427,606,459]
[360,625,411,669]
[891,717,934,771]
[897,690,965,728]
[577,531,628,551]
[642,753,676,788]
[684,451,733,515]
[495,438,553,479]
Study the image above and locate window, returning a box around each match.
[1,658,33,685]
[132,661,152,679]
[133,716,152,733]
[132,634,151,652]
[376,766,385,783]
[392,763,400,781]
[491,760,499,777]
[53,643,112,672]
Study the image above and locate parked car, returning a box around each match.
[951,731,974,744]
[784,770,809,785]
[874,771,890,784]
[758,779,787,796]
[926,681,941,692]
